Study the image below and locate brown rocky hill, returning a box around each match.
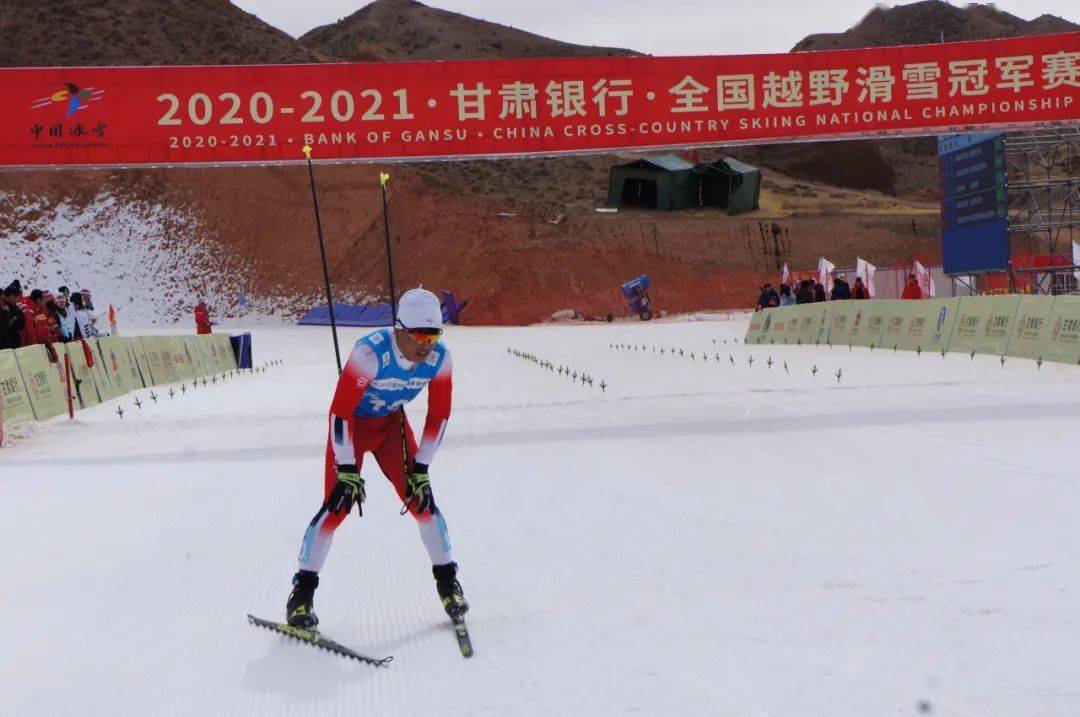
[794,0,1076,51]
[0,0,327,67]
[299,0,635,61]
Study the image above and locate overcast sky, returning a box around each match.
[233,0,1075,55]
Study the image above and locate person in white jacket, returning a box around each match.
[54,294,77,341]
[71,292,105,338]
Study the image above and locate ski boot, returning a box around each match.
[286,570,320,629]
[433,562,469,618]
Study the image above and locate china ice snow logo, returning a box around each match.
[763,314,772,331]
[31,83,105,117]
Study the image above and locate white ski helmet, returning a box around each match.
[396,287,443,330]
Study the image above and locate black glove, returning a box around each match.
[404,462,435,516]
[326,465,365,517]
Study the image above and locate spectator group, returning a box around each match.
[1,281,107,358]
[756,274,875,310]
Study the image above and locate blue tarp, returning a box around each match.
[298,293,468,327]
[298,303,394,327]
[228,332,253,369]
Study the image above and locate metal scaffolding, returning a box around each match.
[1005,126,1080,294]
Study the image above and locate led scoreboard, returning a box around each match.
[938,132,1008,275]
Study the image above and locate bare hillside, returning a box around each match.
[299,0,635,62]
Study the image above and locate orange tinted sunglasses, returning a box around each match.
[407,328,442,345]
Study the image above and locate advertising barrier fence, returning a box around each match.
[131,338,155,386]
[14,344,68,421]
[91,338,124,402]
[902,298,960,353]
[1042,296,1080,365]
[972,295,1021,356]
[828,301,857,347]
[0,349,34,423]
[0,333,240,428]
[857,301,889,348]
[745,296,1080,366]
[1005,296,1055,360]
[65,341,101,410]
[140,336,171,385]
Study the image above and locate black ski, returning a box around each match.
[452,615,474,658]
[247,614,393,667]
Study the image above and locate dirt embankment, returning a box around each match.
[1,161,940,324]
[170,166,940,324]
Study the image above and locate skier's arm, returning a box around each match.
[327,344,379,467]
[415,351,453,467]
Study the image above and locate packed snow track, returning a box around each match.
[3,316,1079,716]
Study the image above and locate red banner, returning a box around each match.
[0,33,1077,169]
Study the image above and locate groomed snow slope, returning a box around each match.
[3,316,1080,716]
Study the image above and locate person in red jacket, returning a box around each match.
[901,274,923,300]
[194,301,213,335]
[852,277,871,300]
[19,289,50,345]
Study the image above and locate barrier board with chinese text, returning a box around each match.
[0,349,35,424]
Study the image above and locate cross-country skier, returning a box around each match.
[286,287,467,628]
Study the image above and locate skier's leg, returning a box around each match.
[374,415,467,617]
[296,437,360,573]
[374,415,453,565]
[288,431,369,627]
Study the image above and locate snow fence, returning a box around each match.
[0,334,238,426]
[745,296,1080,364]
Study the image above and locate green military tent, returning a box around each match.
[694,158,761,215]
[606,155,698,210]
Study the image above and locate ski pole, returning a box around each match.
[303,144,343,375]
[378,172,415,516]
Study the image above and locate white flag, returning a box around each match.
[1073,241,1080,284]
[818,257,835,294]
[781,262,790,286]
[914,259,936,298]
[856,257,877,297]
